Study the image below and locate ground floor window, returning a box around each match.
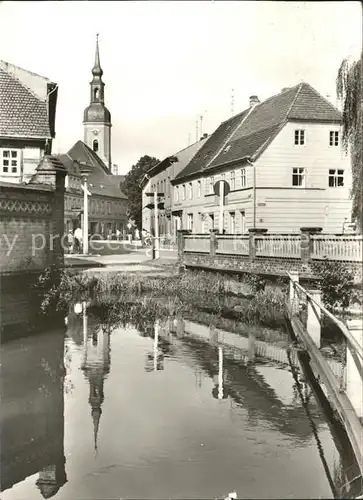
[1,148,20,175]
[209,213,215,231]
[329,169,344,187]
[240,210,246,234]
[292,167,305,187]
[229,212,236,234]
[187,213,194,231]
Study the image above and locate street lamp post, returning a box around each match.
[80,163,92,255]
[145,191,165,260]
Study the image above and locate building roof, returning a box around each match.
[145,136,208,185]
[174,82,342,182]
[0,60,57,139]
[57,141,127,199]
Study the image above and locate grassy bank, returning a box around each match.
[37,268,287,334]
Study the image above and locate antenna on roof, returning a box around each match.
[196,120,199,142]
[199,110,207,138]
[231,88,235,117]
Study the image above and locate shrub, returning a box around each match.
[311,258,358,312]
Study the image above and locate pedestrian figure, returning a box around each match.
[74,227,82,254]
[116,228,121,240]
[67,229,74,254]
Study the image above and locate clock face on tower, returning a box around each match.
[93,129,99,136]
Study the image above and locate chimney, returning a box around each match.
[202,133,208,139]
[249,95,260,107]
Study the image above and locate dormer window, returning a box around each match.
[93,139,99,152]
[94,88,99,100]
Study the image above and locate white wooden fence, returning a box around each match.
[183,233,362,262]
[216,235,249,255]
[255,234,302,258]
[311,235,363,262]
[184,235,210,253]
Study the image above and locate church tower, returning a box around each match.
[83,35,112,171]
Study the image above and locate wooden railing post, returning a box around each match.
[289,271,300,315]
[345,318,363,420]
[177,229,191,257]
[248,228,267,261]
[210,229,218,256]
[306,289,322,348]
[300,227,322,263]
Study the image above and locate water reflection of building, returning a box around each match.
[77,303,111,452]
[168,317,325,442]
[145,320,165,372]
[211,346,229,400]
[0,327,67,496]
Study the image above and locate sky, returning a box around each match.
[0,1,361,174]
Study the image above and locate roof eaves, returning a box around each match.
[171,170,204,185]
[204,155,252,172]
[0,134,51,140]
[287,117,342,124]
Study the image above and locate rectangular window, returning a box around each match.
[188,182,193,199]
[187,213,193,231]
[174,186,179,202]
[197,180,202,197]
[209,213,215,230]
[182,184,186,201]
[208,176,214,194]
[329,169,344,187]
[229,212,235,234]
[292,167,306,187]
[240,210,246,234]
[1,149,19,174]
[240,168,246,188]
[200,212,206,233]
[294,129,305,145]
[329,131,339,146]
[230,170,235,190]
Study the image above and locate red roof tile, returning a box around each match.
[175,82,342,181]
[0,66,54,138]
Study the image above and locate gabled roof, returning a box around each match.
[0,60,57,139]
[174,82,342,182]
[57,141,127,199]
[173,112,248,182]
[145,136,207,182]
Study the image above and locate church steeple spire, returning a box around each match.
[83,33,112,170]
[92,34,103,78]
[91,406,101,455]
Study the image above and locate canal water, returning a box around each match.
[0,305,359,499]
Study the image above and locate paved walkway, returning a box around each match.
[64,248,178,275]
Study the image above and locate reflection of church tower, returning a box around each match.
[83,34,112,171]
[36,464,67,499]
[80,304,111,453]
